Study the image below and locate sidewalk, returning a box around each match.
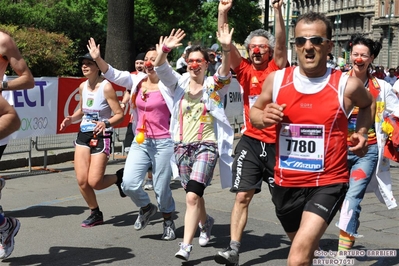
[0,146,398,265]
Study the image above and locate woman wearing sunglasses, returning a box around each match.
[154,24,234,261]
[336,34,399,253]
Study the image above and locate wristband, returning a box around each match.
[222,49,231,53]
[162,44,172,53]
[1,81,7,91]
[104,120,111,128]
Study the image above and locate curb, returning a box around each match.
[0,151,75,171]
[1,146,124,171]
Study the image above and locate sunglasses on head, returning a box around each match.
[295,36,330,46]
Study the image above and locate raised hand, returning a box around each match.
[216,23,234,49]
[162,29,186,51]
[157,36,166,55]
[272,0,283,9]
[219,0,232,12]
[87,37,102,61]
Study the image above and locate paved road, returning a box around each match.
[0,153,398,265]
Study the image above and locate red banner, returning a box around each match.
[56,77,130,134]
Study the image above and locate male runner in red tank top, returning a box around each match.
[250,12,374,266]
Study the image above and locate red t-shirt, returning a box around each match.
[234,58,281,143]
[274,67,348,187]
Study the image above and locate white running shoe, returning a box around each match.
[161,220,176,240]
[175,242,192,261]
[134,203,157,230]
[143,179,153,190]
[214,247,239,265]
[0,217,21,259]
[199,215,214,246]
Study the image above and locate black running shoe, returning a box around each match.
[81,211,104,228]
[115,168,126,198]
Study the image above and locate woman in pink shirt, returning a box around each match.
[87,39,177,241]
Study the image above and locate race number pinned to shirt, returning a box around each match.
[279,123,325,172]
[80,112,99,132]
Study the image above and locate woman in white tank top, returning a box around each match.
[59,53,124,227]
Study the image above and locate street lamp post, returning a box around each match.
[334,14,341,60]
[285,0,291,47]
[387,0,394,68]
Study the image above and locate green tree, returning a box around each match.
[0,0,263,76]
[1,24,76,77]
[133,0,262,63]
[0,0,107,57]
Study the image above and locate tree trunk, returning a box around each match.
[105,0,135,72]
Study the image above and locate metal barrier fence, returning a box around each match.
[34,133,77,168]
[1,116,244,172]
[2,138,33,172]
[114,127,128,156]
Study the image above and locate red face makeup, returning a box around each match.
[187,58,205,70]
[354,58,363,65]
[145,61,153,68]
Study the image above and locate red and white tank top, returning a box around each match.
[273,67,349,187]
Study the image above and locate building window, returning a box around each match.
[381,1,385,17]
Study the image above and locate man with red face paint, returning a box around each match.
[214,0,287,265]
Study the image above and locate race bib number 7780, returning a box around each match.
[279,123,325,172]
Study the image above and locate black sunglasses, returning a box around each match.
[295,36,330,46]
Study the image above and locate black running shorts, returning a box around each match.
[75,131,113,156]
[230,135,276,194]
[272,183,348,233]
